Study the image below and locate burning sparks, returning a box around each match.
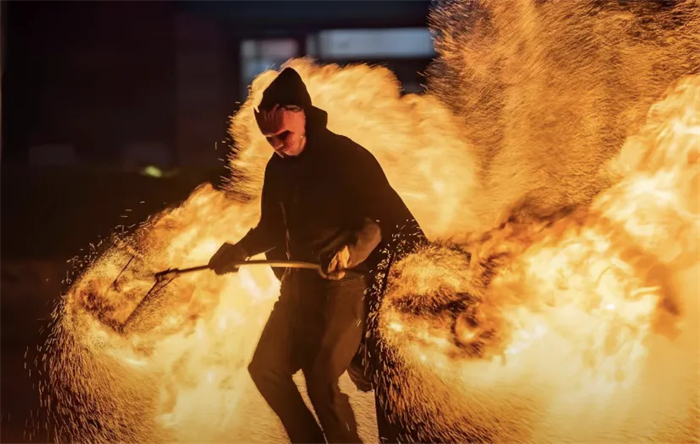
[376,74,700,443]
[37,1,700,443]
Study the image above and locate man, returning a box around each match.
[209,68,423,444]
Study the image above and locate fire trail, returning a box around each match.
[38,1,699,443]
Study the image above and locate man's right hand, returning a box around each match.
[208,242,249,275]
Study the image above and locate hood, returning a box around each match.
[259,67,328,133]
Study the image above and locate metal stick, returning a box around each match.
[110,254,135,290]
[154,260,322,282]
[118,260,360,334]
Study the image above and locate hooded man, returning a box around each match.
[209,67,424,444]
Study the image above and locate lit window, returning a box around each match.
[240,39,299,99]
[315,28,435,60]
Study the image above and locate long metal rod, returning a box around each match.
[118,260,362,333]
[154,260,321,281]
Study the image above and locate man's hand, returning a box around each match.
[320,245,351,280]
[316,220,381,280]
[208,242,249,275]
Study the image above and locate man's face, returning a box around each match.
[255,105,307,158]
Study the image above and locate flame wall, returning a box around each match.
[43,1,700,443]
[377,75,700,443]
[429,0,700,229]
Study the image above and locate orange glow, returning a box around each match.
[42,1,700,442]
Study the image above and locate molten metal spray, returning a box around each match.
[40,1,699,443]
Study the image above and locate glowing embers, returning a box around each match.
[43,56,700,443]
[374,76,700,443]
[44,185,283,443]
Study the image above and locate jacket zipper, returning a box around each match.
[279,201,291,261]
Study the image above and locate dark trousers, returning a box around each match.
[248,269,366,444]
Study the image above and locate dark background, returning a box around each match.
[0,1,434,442]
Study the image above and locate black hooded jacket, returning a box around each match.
[237,69,424,276]
[238,107,423,274]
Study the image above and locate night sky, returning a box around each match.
[1,1,431,165]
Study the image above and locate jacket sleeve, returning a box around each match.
[347,217,382,267]
[344,146,421,242]
[236,163,284,257]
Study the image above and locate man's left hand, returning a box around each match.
[320,245,351,280]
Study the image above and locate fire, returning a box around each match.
[43,190,287,443]
[376,76,700,443]
[39,1,700,443]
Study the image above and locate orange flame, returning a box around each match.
[378,75,700,443]
[43,1,700,442]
